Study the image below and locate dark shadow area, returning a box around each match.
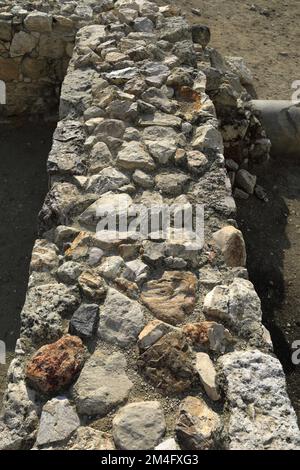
[237,155,300,423]
[0,120,55,352]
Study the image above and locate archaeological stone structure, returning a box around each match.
[0,0,299,451]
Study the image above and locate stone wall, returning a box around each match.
[0,0,299,451]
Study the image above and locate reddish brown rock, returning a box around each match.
[140,271,197,325]
[182,321,232,353]
[138,331,195,394]
[26,335,86,395]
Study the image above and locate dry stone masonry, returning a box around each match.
[0,0,299,451]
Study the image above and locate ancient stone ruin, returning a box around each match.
[0,0,299,450]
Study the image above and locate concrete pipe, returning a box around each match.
[249,100,300,158]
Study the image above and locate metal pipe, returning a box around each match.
[249,100,300,158]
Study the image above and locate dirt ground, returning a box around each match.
[157,0,300,100]
[0,122,55,404]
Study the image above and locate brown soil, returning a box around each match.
[156,0,300,100]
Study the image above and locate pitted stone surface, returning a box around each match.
[218,350,300,450]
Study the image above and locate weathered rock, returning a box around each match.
[99,256,124,280]
[0,57,19,81]
[78,270,107,301]
[35,397,79,448]
[195,353,220,401]
[141,271,197,325]
[26,335,86,395]
[191,25,211,48]
[79,192,132,229]
[182,322,232,354]
[72,351,133,417]
[123,259,149,283]
[133,169,154,188]
[155,172,189,196]
[56,261,83,284]
[218,350,300,450]
[192,124,224,153]
[21,283,79,345]
[30,240,59,273]
[39,33,65,58]
[203,285,229,320]
[98,288,145,347]
[117,141,155,171]
[159,17,191,43]
[235,169,257,195]
[66,427,115,450]
[10,31,37,57]
[140,112,182,128]
[139,331,195,394]
[155,438,180,450]
[86,167,130,194]
[69,304,99,340]
[113,401,166,450]
[0,19,12,41]
[24,12,52,33]
[213,225,246,267]
[138,320,176,351]
[175,396,221,450]
[186,151,208,175]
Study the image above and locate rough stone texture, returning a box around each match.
[98,288,145,347]
[141,271,197,325]
[139,331,195,394]
[195,353,220,401]
[72,351,133,417]
[175,396,221,450]
[218,350,300,450]
[183,322,232,354]
[69,304,99,340]
[26,335,86,395]
[35,397,80,448]
[66,427,115,450]
[213,225,246,267]
[113,401,166,450]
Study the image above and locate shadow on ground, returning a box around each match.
[237,155,300,423]
[0,120,55,402]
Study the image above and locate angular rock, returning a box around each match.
[235,169,257,195]
[146,140,177,164]
[117,141,155,171]
[72,351,133,417]
[218,350,300,450]
[191,25,211,47]
[203,285,229,320]
[69,304,99,340]
[123,259,149,283]
[159,17,191,43]
[133,169,154,188]
[56,261,83,285]
[138,320,176,351]
[113,401,166,450]
[30,240,59,273]
[98,288,145,347]
[78,270,107,302]
[213,225,246,267]
[186,151,208,175]
[192,124,224,153]
[195,353,220,401]
[79,192,132,229]
[155,438,180,450]
[35,397,79,448]
[86,167,130,194]
[182,322,232,354]
[99,256,124,280]
[139,112,182,128]
[26,335,86,395]
[139,331,195,394]
[141,271,197,325]
[175,396,221,450]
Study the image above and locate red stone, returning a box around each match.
[26,334,86,394]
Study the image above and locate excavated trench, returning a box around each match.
[237,155,300,423]
[0,120,56,402]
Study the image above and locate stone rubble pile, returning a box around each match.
[0,0,299,451]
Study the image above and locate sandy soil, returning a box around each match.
[156,0,300,100]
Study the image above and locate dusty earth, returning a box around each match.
[157,0,300,100]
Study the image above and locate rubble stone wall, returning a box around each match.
[0,0,299,451]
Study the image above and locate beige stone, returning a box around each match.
[10,31,37,57]
[195,352,220,401]
[213,225,246,267]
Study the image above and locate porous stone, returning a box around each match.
[72,351,133,417]
[98,288,145,347]
[218,350,300,450]
[213,225,246,267]
[113,401,166,450]
[21,283,79,345]
[35,397,79,448]
[141,271,197,325]
[69,304,99,340]
[56,261,83,285]
[139,331,195,394]
[30,240,59,273]
[175,396,221,450]
[26,335,86,395]
[195,353,220,401]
